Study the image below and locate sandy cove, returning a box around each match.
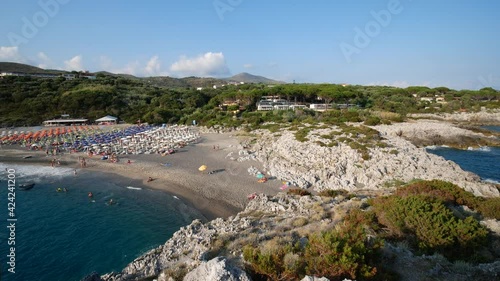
[0,132,280,220]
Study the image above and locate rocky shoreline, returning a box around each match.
[250,120,498,197]
[95,116,499,281]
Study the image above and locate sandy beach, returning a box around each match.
[0,131,280,220]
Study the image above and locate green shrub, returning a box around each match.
[371,193,489,261]
[476,197,500,220]
[243,209,386,281]
[243,239,304,280]
[287,189,311,196]
[304,217,382,280]
[395,180,499,219]
[364,116,381,126]
[318,189,349,198]
[295,128,311,142]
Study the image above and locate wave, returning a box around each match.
[126,186,142,190]
[467,146,492,152]
[484,178,500,185]
[425,145,450,150]
[0,163,73,182]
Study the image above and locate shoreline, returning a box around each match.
[0,132,280,221]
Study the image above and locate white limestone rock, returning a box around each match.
[183,257,250,281]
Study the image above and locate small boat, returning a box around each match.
[19,183,35,190]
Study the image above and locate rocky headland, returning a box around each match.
[96,116,499,281]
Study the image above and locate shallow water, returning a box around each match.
[0,164,203,281]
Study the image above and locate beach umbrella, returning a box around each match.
[198,165,207,172]
[256,173,264,179]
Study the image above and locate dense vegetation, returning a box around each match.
[242,180,499,280]
[0,74,498,127]
[242,210,386,281]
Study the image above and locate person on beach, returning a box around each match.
[127,159,131,164]
[147,177,154,182]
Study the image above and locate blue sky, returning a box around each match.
[1,0,499,89]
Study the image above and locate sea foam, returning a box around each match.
[0,163,74,182]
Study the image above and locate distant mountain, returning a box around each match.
[0,62,65,74]
[224,72,285,84]
[0,62,284,87]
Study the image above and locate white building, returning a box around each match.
[309,104,333,112]
[95,115,118,125]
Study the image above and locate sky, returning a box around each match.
[0,0,499,90]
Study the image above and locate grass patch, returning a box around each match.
[287,189,311,196]
[295,128,311,142]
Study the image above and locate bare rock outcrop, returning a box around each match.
[409,109,500,124]
[183,257,251,281]
[252,124,498,197]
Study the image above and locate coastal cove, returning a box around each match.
[426,126,500,184]
[0,119,499,281]
[427,146,500,184]
[0,165,204,281]
[0,130,280,280]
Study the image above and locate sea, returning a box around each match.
[0,127,498,281]
[0,164,205,281]
[425,126,500,184]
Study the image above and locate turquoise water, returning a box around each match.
[0,164,204,281]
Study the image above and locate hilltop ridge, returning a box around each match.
[0,62,283,86]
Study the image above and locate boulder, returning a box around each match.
[183,257,251,281]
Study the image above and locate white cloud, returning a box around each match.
[64,55,84,71]
[144,55,161,76]
[98,56,138,75]
[0,46,24,62]
[243,64,254,69]
[170,52,230,77]
[97,55,168,77]
[37,52,53,69]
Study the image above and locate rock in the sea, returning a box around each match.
[81,272,104,281]
[183,257,251,281]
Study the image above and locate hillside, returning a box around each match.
[144,76,226,88]
[225,72,285,84]
[0,62,65,74]
[1,62,283,87]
